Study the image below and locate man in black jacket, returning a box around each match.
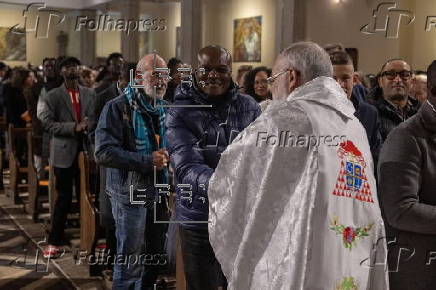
[166,45,261,290]
[367,59,419,142]
[95,53,125,94]
[330,51,382,162]
[378,60,436,290]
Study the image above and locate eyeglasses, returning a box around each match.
[267,69,292,85]
[380,70,413,80]
[197,66,230,75]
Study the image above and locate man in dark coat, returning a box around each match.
[95,53,170,289]
[165,45,261,290]
[378,60,436,289]
[95,53,124,94]
[330,51,382,162]
[367,59,419,142]
[91,61,136,273]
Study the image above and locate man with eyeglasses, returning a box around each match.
[95,53,170,289]
[37,57,96,258]
[208,42,387,289]
[368,58,419,141]
[165,45,261,290]
[378,60,436,289]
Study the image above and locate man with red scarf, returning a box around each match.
[37,57,96,258]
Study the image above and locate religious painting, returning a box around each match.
[0,27,26,61]
[233,16,261,62]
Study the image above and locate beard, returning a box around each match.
[388,93,407,102]
[145,83,166,99]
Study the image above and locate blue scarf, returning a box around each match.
[124,86,168,183]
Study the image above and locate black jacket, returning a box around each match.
[4,83,27,128]
[166,82,261,229]
[378,101,436,289]
[370,93,418,142]
[350,93,382,163]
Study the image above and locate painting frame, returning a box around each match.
[0,27,26,61]
[233,16,262,62]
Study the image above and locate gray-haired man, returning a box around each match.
[208,42,388,289]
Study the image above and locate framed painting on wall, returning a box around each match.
[0,27,26,61]
[233,16,262,62]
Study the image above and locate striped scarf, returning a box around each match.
[124,86,168,183]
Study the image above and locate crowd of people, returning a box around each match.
[0,41,434,290]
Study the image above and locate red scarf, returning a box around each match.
[67,86,81,121]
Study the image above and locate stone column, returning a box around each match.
[79,10,96,65]
[180,0,202,67]
[120,0,139,62]
[275,0,306,55]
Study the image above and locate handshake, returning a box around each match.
[152,149,169,170]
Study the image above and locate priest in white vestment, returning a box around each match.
[208,42,388,290]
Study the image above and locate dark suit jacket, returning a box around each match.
[378,101,436,289]
[88,82,120,147]
[3,83,27,128]
[37,84,96,168]
[351,93,382,163]
[96,82,120,121]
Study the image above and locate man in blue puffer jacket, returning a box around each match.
[166,45,261,290]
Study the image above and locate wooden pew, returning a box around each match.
[6,124,31,204]
[0,113,7,190]
[78,151,99,254]
[25,131,49,221]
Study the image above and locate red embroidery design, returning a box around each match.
[332,141,374,203]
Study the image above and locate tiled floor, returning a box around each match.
[0,192,106,290]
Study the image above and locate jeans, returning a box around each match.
[110,192,169,290]
[179,227,227,290]
[99,166,116,269]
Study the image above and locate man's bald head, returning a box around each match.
[137,54,167,72]
[136,53,168,98]
[197,45,232,67]
[196,45,233,98]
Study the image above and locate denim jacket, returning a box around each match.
[94,93,167,203]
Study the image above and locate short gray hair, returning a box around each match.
[279,42,333,84]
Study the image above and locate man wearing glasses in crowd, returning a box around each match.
[370,59,419,141]
[95,53,170,289]
[165,45,260,290]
